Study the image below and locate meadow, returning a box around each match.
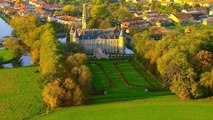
[0,66,42,120]
[0,49,13,62]
[35,60,213,120]
[0,60,212,120]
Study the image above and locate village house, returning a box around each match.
[185,7,208,15]
[47,15,63,22]
[209,9,213,16]
[169,13,194,25]
[134,12,142,18]
[143,10,159,19]
[33,8,52,18]
[3,7,16,15]
[57,15,81,26]
[198,0,213,7]
[125,0,141,3]
[0,0,8,8]
[42,3,64,11]
[202,17,213,25]
[148,26,170,40]
[121,18,149,29]
[182,7,208,22]
[143,10,172,26]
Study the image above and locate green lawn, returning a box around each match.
[0,66,42,120]
[116,61,151,88]
[88,64,109,92]
[0,49,13,62]
[1,60,212,120]
[35,60,213,120]
[36,95,213,120]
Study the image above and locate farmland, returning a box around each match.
[0,66,42,120]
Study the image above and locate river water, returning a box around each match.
[0,17,32,68]
[0,18,13,39]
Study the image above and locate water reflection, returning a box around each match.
[2,54,32,68]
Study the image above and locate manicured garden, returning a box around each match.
[0,66,42,120]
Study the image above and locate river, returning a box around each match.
[0,17,32,68]
[0,17,13,39]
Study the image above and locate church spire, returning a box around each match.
[82,4,87,29]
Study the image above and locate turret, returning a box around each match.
[82,4,87,29]
[70,26,75,42]
[119,29,125,54]
[73,30,79,43]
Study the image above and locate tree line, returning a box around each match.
[132,25,213,99]
[10,14,92,110]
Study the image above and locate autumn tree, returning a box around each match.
[170,69,198,99]
[10,14,39,47]
[62,5,79,16]
[42,80,65,109]
[3,37,21,50]
[39,23,64,75]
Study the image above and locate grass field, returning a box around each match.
[0,66,42,120]
[0,49,13,62]
[1,60,212,120]
[36,96,213,120]
[35,60,213,120]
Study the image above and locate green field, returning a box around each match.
[1,60,213,120]
[0,66,42,120]
[35,60,213,120]
[0,49,13,62]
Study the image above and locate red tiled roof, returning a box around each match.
[173,13,193,20]
[59,15,79,22]
[0,0,6,4]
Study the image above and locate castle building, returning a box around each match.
[70,4,125,55]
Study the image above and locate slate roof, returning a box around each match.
[72,27,121,40]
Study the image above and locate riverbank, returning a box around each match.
[0,11,10,23]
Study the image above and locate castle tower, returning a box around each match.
[82,4,87,29]
[118,29,125,54]
[73,30,79,43]
[70,26,75,42]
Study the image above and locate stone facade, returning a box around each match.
[70,28,125,54]
[70,4,125,55]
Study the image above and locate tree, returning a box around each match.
[39,24,64,75]
[195,50,213,67]
[62,77,76,106]
[200,71,213,93]
[10,14,39,47]
[62,5,79,16]
[110,6,133,21]
[66,53,87,68]
[157,49,189,89]
[90,4,109,19]
[73,85,85,105]
[0,56,3,68]
[79,65,92,96]
[42,80,65,109]
[170,69,197,99]
[65,42,84,55]
[3,37,21,50]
